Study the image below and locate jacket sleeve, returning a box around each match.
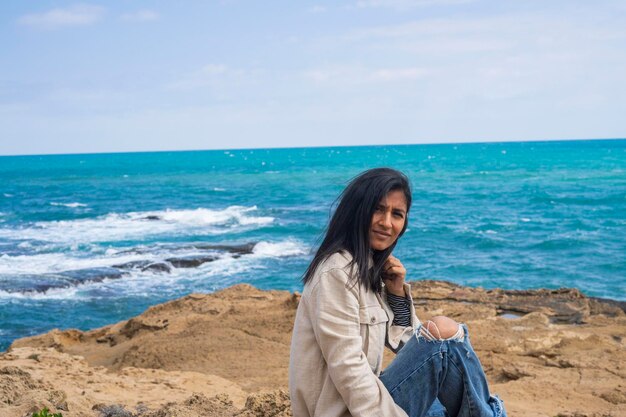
[307,267,408,417]
[383,282,421,354]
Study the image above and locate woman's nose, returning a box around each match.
[379,211,392,228]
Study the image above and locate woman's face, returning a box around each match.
[369,190,407,251]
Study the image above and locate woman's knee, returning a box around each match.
[424,316,461,340]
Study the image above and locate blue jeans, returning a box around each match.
[380,323,506,417]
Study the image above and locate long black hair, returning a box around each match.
[302,167,412,293]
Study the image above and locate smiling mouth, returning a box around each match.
[373,230,391,238]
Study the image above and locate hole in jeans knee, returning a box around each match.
[425,320,442,339]
[416,322,465,343]
[416,323,438,341]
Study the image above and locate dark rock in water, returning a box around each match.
[160,243,258,269]
[112,242,257,272]
[11,280,73,294]
[193,242,256,255]
[112,260,152,269]
[59,268,128,285]
[2,268,128,294]
[1,242,258,296]
[141,262,171,273]
[112,260,172,273]
[114,242,257,258]
[0,276,67,293]
[166,255,221,268]
[142,215,161,221]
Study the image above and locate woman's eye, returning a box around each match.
[394,212,404,218]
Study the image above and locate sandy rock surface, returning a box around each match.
[2,281,625,417]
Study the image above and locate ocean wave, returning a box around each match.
[529,191,626,206]
[526,238,596,251]
[0,285,82,300]
[155,206,272,226]
[0,206,274,244]
[0,240,306,276]
[50,202,88,208]
[0,242,252,275]
[0,251,149,275]
[252,240,308,257]
[0,239,307,298]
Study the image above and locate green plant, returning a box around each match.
[32,407,63,417]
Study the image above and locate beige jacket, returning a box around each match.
[289,251,420,417]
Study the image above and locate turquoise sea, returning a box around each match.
[1,139,625,351]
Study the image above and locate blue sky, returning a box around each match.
[1,1,625,155]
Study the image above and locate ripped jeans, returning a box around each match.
[380,323,506,417]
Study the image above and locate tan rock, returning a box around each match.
[1,281,624,417]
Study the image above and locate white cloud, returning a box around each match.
[354,0,474,10]
[344,17,521,41]
[304,66,429,84]
[302,5,626,126]
[372,67,429,81]
[45,89,130,104]
[5,1,625,154]
[200,64,229,75]
[18,4,105,29]
[120,10,160,22]
[307,5,328,13]
[165,64,249,92]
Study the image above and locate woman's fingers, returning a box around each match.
[384,265,404,277]
[383,255,406,294]
[384,257,399,270]
[383,259,406,276]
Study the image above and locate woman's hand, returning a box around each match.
[382,254,407,297]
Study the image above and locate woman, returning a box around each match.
[289,168,506,417]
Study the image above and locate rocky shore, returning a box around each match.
[1,281,625,417]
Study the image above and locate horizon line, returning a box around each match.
[1,136,624,158]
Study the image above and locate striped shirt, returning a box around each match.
[386,292,412,327]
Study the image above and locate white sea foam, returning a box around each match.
[0,285,82,300]
[157,206,272,226]
[190,255,258,279]
[50,202,88,208]
[0,242,239,275]
[252,240,307,257]
[0,206,273,244]
[0,239,307,298]
[0,251,148,275]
